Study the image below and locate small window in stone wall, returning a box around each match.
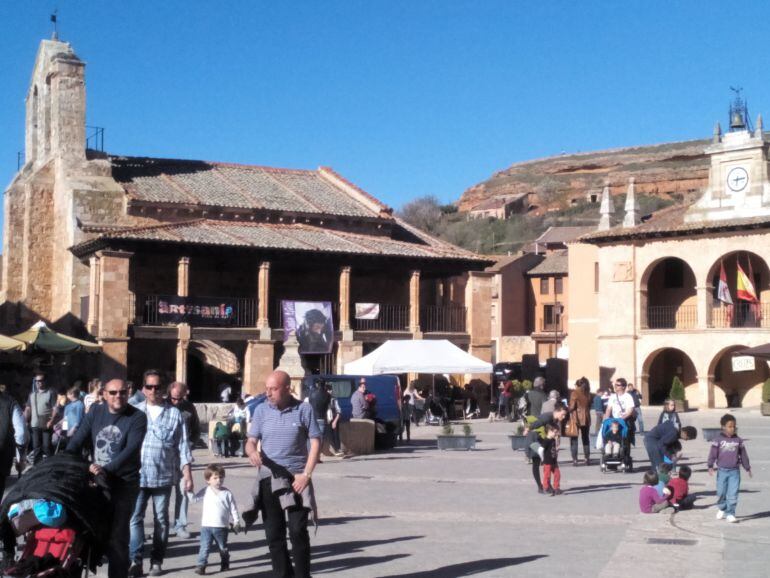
[594,262,599,292]
[555,277,564,294]
[540,278,549,295]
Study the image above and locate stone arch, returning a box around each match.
[708,344,769,408]
[705,251,770,328]
[641,347,698,405]
[639,257,697,329]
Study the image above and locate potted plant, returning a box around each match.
[761,378,770,416]
[508,422,529,451]
[670,376,688,412]
[437,422,476,451]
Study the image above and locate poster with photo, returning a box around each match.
[282,300,335,354]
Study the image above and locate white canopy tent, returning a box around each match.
[343,339,492,375]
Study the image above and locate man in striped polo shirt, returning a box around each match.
[246,370,321,578]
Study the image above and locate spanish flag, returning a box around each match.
[737,261,758,302]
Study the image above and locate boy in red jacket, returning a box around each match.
[667,465,695,510]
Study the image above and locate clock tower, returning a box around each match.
[685,92,770,222]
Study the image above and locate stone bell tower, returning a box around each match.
[25,38,86,168]
[686,91,770,223]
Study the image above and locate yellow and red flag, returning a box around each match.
[737,261,758,302]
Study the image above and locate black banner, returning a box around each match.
[156,295,238,327]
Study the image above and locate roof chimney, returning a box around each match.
[598,184,614,231]
[623,178,640,228]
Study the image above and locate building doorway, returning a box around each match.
[643,348,697,405]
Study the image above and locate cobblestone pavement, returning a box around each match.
[36,407,770,577]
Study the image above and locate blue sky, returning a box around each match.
[2,1,770,235]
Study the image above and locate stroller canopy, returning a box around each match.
[0,454,111,569]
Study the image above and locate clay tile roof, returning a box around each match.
[526,250,568,275]
[536,226,596,245]
[578,204,770,243]
[70,219,491,263]
[109,156,389,219]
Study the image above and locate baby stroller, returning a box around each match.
[598,418,634,474]
[0,454,111,577]
[424,396,448,426]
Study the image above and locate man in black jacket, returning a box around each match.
[67,379,147,578]
[0,389,26,565]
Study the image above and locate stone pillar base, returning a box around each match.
[243,340,275,396]
[99,338,129,382]
[336,340,363,374]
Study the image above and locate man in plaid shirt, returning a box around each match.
[128,370,193,577]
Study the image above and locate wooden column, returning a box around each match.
[87,255,101,335]
[409,270,421,334]
[257,261,271,333]
[339,266,351,332]
[175,338,189,384]
[177,257,190,297]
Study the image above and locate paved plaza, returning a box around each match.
[87,407,769,577]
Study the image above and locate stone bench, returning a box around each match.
[339,418,375,455]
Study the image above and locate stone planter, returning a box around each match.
[702,427,721,442]
[508,435,529,451]
[437,435,476,451]
[761,402,770,416]
[674,400,689,413]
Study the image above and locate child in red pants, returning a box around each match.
[540,424,562,496]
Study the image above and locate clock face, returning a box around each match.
[726,166,749,193]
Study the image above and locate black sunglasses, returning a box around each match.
[144,384,163,391]
[106,389,128,396]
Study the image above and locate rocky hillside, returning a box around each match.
[458,137,712,212]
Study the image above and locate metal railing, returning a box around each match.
[135,295,257,327]
[352,304,409,331]
[644,304,697,329]
[710,302,770,328]
[86,126,105,152]
[540,319,563,332]
[421,304,467,333]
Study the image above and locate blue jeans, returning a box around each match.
[644,435,664,471]
[635,408,645,432]
[196,527,229,567]
[716,468,741,516]
[173,478,188,532]
[130,486,173,565]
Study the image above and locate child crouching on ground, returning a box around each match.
[639,470,671,513]
[541,424,562,496]
[655,463,673,496]
[668,465,695,510]
[194,464,241,575]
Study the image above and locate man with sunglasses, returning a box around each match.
[128,370,193,577]
[25,372,55,464]
[67,379,147,578]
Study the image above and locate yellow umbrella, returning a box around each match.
[13,321,101,353]
[0,333,26,352]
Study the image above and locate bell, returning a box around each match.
[730,110,745,130]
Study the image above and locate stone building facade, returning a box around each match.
[568,111,770,408]
[2,38,493,398]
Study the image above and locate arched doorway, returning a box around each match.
[186,340,243,402]
[643,348,697,405]
[641,258,697,329]
[709,345,769,408]
[706,251,770,328]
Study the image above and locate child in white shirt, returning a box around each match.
[194,464,241,575]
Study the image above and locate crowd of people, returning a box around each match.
[0,369,319,578]
[0,367,759,577]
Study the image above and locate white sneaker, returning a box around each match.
[716,510,725,520]
[726,515,738,523]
